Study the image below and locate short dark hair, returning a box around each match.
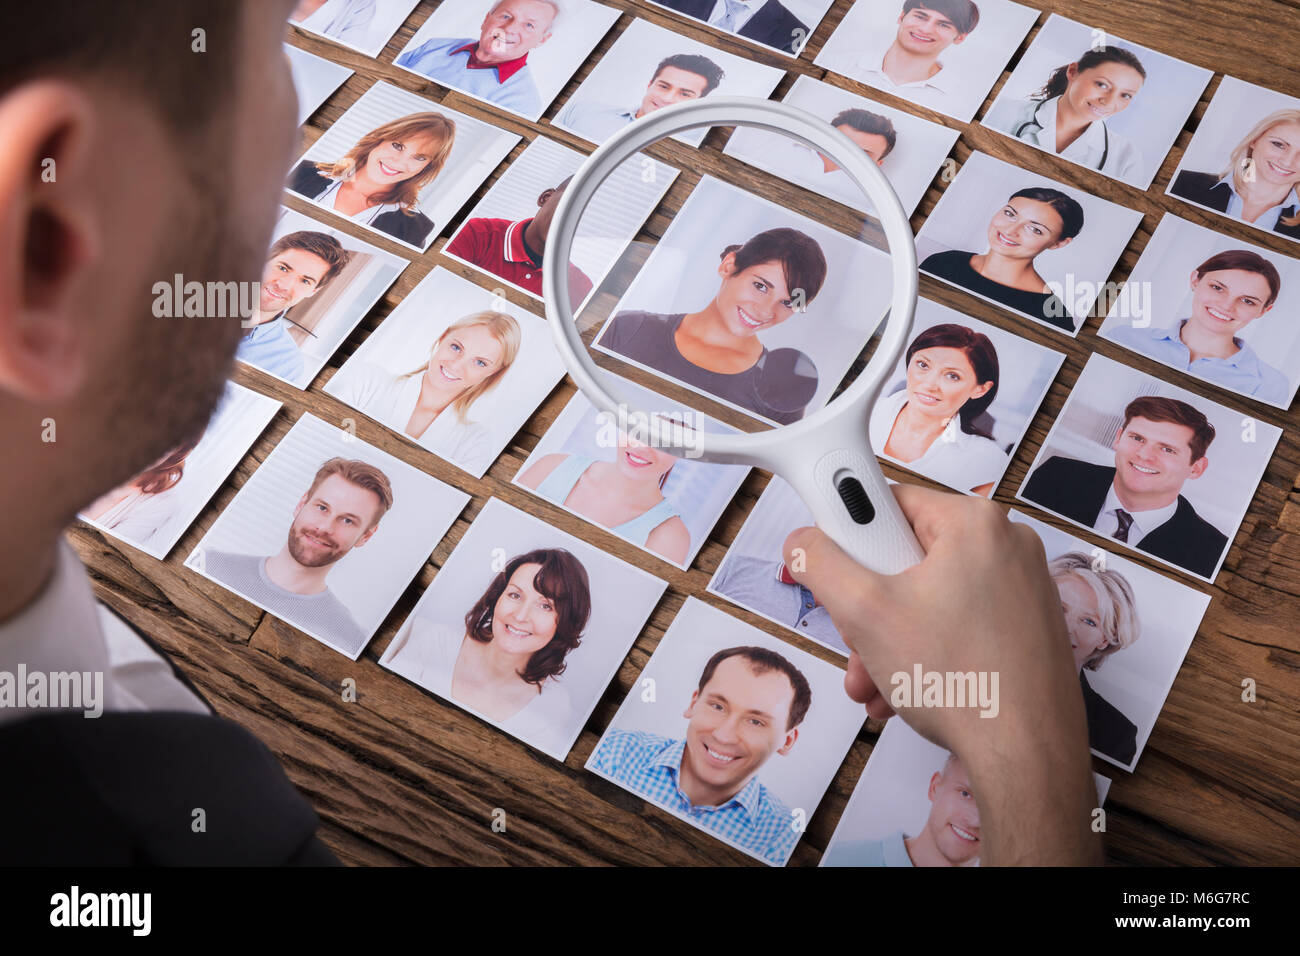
[0,2,243,151]
[1194,249,1282,307]
[696,646,812,731]
[268,231,353,292]
[1122,396,1216,463]
[721,228,828,306]
[465,549,592,687]
[832,108,898,159]
[1007,187,1085,242]
[652,53,725,95]
[905,323,1000,438]
[902,0,980,36]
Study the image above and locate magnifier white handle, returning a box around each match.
[788,447,924,576]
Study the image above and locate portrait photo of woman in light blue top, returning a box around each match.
[1107,248,1290,406]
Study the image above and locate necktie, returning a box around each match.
[712,0,747,31]
[1112,508,1134,543]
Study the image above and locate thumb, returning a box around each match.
[782,525,890,642]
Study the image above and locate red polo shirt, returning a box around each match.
[445,216,595,303]
[453,42,530,83]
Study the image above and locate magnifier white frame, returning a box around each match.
[543,96,924,573]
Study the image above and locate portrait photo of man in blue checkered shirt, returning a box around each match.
[590,642,812,865]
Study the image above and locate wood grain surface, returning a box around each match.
[70,0,1300,865]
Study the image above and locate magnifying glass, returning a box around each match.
[542,96,924,575]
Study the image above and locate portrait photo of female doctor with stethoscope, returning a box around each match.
[982,14,1213,189]
[985,46,1147,183]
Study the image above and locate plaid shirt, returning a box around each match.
[589,728,799,865]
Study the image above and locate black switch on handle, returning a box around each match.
[836,476,876,525]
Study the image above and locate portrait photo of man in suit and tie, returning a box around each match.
[651,0,829,56]
[1019,356,1281,581]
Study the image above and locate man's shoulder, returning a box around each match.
[592,727,675,775]
[1032,455,1112,482]
[201,549,260,576]
[1169,496,1228,548]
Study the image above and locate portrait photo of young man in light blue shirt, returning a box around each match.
[589,644,810,865]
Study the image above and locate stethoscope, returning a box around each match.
[1015,97,1109,170]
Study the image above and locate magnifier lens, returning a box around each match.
[555,108,902,453]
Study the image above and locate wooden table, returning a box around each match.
[71,0,1300,865]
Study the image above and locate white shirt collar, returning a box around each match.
[1021,96,1109,160]
[709,0,764,32]
[1096,484,1179,543]
[858,33,954,95]
[1213,172,1300,226]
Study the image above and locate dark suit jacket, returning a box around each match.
[1170,170,1300,241]
[0,614,338,865]
[288,162,435,247]
[1080,671,1137,766]
[657,0,810,54]
[1022,456,1228,578]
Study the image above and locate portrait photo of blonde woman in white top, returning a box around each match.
[325,267,566,477]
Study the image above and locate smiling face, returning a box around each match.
[423,323,506,399]
[923,756,981,864]
[477,0,556,64]
[1056,573,1109,670]
[904,346,991,421]
[615,432,677,484]
[895,6,966,55]
[1186,268,1274,339]
[1062,62,1144,123]
[637,66,709,118]
[986,197,1068,260]
[489,562,559,656]
[714,255,801,338]
[681,655,798,804]
[259,247,330,314]
[1111,415,1208,506]
[287,474,382,568]
[1247,120,1300,188]
[358,134,438,190]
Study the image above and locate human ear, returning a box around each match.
[952,33,967,45]
[537,187,555,209]
[717,251,738,280]
[776,726,798,755]
[683,689,699,720]
[1189,456,1209,479]
[0,81,99,403]
[972,380,993,399]
[928,771,941,802]
[356,522,380,547]
[1048,236,1074,252]
[292,492,309,518]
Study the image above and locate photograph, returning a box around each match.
[645,0,836,57]
[442,135,678,312]
[514,373,750,570]
[1017,353,1282,583]
[820,718,1111,866]
[586,596,866,866]
[814,0,1040,122]
[380,497,667,760]
[324,267,566,477]
[981,14,1213,190]
[708,476,850,658]
[550,16,785,148]
[721,74,960,218]
[1008,509,1212,772]
[284,80,521,252]
[185,413,470,660]
[1099,214,1300,410]
[1166,75,1300,246]
[592,175,896,424]
[285,43,353,127]
[870,296,1064,496]
[289,0,420,58]
[236,206,407,389]
[393,0,620,122]
[915,151,1143,334]
[79,382,281,561]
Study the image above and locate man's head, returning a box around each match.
[287,458,394,569]
[827,108,897,170]
[1111,396,1215,506]
[681,646,811,801]
[259,231,352,317]
[921,753,981,865]
[0,2,299,544]
[529,175,573,245]
[895,0,980,55]
[476,0,559,65]
[637,54,724,118]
